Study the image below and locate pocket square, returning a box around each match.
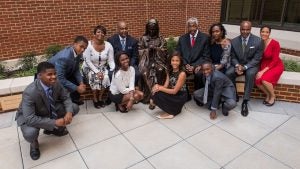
[250,46,255,49]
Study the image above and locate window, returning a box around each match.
[221,0,300,31]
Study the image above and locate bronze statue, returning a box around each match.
[138,19,168,103]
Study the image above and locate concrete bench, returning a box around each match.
[0,71,299,112]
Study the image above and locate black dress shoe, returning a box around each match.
[73,100,84,105]
[195,100,204,107]
[222,103,229,116]
[236,95,239,102]
[30,146,40,160]
[44,128,69,136]
[241,102,249,117]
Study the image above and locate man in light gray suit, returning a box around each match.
[15,62,79,160]
[194,62,237,120]
[226,21,263,117]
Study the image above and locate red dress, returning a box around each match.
[255,39,284,86]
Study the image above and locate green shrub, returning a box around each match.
[19,52,37,71]
[45,44,63,59]
[167,36,178,55]
[13,66,37,78]
[283,59,300,72]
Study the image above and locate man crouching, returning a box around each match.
[15,62,79,160]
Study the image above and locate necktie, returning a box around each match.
[242,38,247,53]
[47,88,58,119]
[191,36,195,47]
[121,39,126,51]
[203,76,210,104]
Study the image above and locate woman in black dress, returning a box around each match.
[150,51,187,119]
[209,23,231,73]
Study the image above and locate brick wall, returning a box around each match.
[81,78,300,103]
[0,0,221,61]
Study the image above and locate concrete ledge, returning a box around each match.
[0,76,33,96]
[236,71,300,85]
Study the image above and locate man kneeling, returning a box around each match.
[15,62,79,160]
[194,61,236,120]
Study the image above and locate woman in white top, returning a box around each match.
[110,51,144,113]
[82,25,115,108]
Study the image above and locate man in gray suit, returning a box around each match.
[15,62,79,160]
[194,62,237,120]
[226,21,263,116]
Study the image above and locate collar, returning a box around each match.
[72,48,78,58]
[39,80,52,92]
[241,34,250,43]
[119,35,126,41]
[190,30,199,38]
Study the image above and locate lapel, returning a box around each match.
[185,34,192,49]
[235,36,244,58]
[36,80,51,114]
[116,35,123,50]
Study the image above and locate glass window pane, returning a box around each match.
[242,0,260,23]
[262,0,284,23]
[285,0,300,25]
[227,0,243,22]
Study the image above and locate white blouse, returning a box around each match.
[82,41,115,74]
[110,66,135,95]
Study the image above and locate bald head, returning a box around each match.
[240,21,252,38]
[117,21,128,38]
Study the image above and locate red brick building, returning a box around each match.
[0,0,222,61]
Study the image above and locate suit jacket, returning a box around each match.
[15,79,74,130]
[107,34,139,66]
[231,34,263,69]
[48,46,83,92]
[176,31,210,66]
[206,70,236,109]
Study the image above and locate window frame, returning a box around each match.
[221,0,300,32]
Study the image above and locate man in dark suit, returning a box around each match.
[48,36,88,105]
[107,21,140,86]
[176,17,210,98]
[194,62,237,120]
[226,21,263,116]
[15,62,79,160]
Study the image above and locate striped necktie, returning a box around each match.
[203,76,211,104]
[47,87,58,119]
[121,39,126,51]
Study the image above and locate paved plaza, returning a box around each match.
[1,99,300,169]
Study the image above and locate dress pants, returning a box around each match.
[225,66,258,101]
[20,103,79,145]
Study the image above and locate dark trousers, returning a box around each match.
[225,66,258,101]
[20,103,79,144]
[68,76,81,102]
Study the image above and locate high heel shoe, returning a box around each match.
[265,100,275,106]
[93,101,101,109]
[98,101,105,107]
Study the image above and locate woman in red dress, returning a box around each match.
[255,26,284,106]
